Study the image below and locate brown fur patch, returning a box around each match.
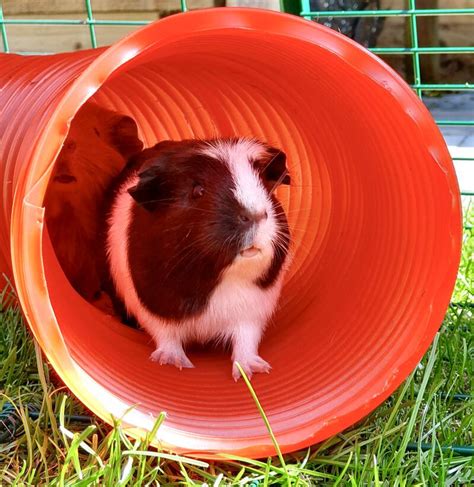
[44,101,143,300]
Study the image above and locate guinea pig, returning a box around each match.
[44,101,143,301]
[106,138,291,380]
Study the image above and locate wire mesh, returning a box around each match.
[0,0,472,193]
[297,0,473,197]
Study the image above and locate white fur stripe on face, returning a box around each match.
[201,139,271,215]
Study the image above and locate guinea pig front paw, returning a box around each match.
[232,355,271,381]
[150,347,194,370]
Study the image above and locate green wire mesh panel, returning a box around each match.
[298,1,473,98]
[296,0,473,197]
[0,0,472,194]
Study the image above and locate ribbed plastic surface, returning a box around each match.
[0,8,462,458]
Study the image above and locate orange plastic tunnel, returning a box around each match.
[0,8,462,458]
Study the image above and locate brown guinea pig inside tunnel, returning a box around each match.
[0,9,461,458]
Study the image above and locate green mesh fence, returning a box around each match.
[295,0,473,197]
[298,2,474,101]
[0,0,472,195]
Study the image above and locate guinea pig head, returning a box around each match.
[126,138,290,299]
[45,102,143,220]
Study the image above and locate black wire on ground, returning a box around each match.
[1,398,473,456]
[406,443,474,456]
[0,402,93,443]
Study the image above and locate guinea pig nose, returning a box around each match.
[255,210,268,223]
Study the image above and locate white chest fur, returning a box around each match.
[171,270,283,345]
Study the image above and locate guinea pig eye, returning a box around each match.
[192,184,205,198]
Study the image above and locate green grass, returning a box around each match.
[1,202,473,486]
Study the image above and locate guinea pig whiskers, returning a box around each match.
[273,227,290,245]
[272,230,290,248]
[273,238,290,255]
[134,199,219,216]
[155,219,223,237]
[170,205,218,215]
[161,232,229,281]
[272,207,313,216]
[270,217,305,232]
[220,233,240,258]
[161,244,208,282]
[273,229,313,255]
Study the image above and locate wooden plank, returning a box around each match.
[3,1,213,15]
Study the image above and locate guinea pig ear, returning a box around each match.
[259,147,291,188]
[127,166,162,212]
[108,114,144,158]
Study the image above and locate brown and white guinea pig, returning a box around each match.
[106,138,291,380]
[44,101,143,301]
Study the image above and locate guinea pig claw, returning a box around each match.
[232,364,250,382]
[232,356,271,381]
[150,348,194,369]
